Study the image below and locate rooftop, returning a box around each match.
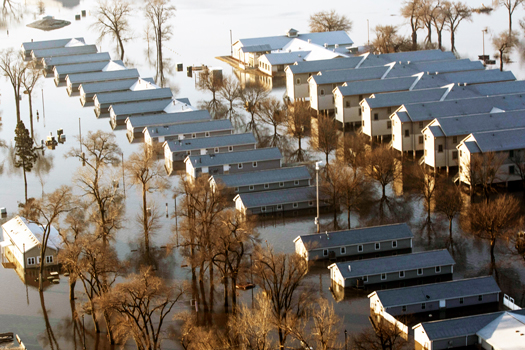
[236,186,317,207]
[211,166,311,187]
[476,311,525,350]
[464,128,525,153]
[55,60,125,75]
[145,119,233,137]
[22,37,85,51]
[237,30,353,51]
[311,65,388,85]
[67,68,139,84]
[187,148,282,169]
[414,69,515,90]
[165,133,256,153]
[80,77,156,94]
[43,52,110,67]
[1,216,61,252]
[32,44,98,58]
[358,50,456,68]
[286,56,363,74]
[336,76,417,96]
[126,109,211,129]
[95,87,173,105]
[261,51,311,65]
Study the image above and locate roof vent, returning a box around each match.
[348,265,351,272]
[308,39,311,43]
[335,44,339,48]
[325,231,329,239]
[324,43,328,48]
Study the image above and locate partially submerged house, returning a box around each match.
[185,148,282,178]
[209,166,311,194]
[42,52,110,75]
[1,216,60,270]
[80,77,157,106]
[234,186,326,215]
[54,60,125,85]
[31,44,98,61]
[109,98,194,126]
[294,223,413,262]
[93,88,172,116]
[164,133,257,174]
[328,249,455,288]
[66,68,139,96]
[369,276,500,318]
[22,37,85,59]
[144,119,233,146]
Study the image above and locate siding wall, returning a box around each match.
[234,178,310,194]
[342,265,453,287]
[306,238,412,261]
[247,199,317,214]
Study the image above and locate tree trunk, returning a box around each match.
[490,237,496,265]
[426,24,432,44]
[450,30,456,53]
[23,165,28,205]
[223,274,229,310]
[509,11,512,36]
[347,205,351,229]
[231,274,237,311]
[142,186,150,260]
[38,246,44,292]
[437,30,442,50]
[90,298,100,333]
[28,94,34,141]
[411,30,417,51]
[103,310,115,344]
[209,262,215,313]
[499,49,504,72]
[69,277,76,300]
[117,33,125,61]
[448,218,453,241]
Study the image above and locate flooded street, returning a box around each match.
[1,0,525,349]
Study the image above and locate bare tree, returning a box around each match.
[434,181,463,242]
[0,49,26,122]
[510,150,525,191]
[462,195,521,266]
[493,30,518,71]
[125,144,169,259]
[99,267,185,349]
[420,0,441,45]
[493,0,524,35]
[320,160,345,230]
[287,100,311,162]
[401,0,425,50]
[21,60,42,141]
[475,151,507,198]
[443,1,472,53]
[339,164,374,229]
[352,318,410,350]
[240,81,270,134]
[218,74,241,123]
[364,145,402,202]
[310,114,338,164]
[256,96,285,148]
[308,10,352,32]
[92,0,133,60]
[372,25,412,53]
[406,164,438,224]
[432,0,448,49]
[343,132,368,171]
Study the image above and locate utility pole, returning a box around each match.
[367,19,370,46]
[230,30,233,57]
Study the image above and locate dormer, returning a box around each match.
[287,28,299,38]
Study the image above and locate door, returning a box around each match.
[439,299,446,308]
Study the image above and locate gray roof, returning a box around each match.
[467,128,525,153]
[337,76,417,96]
[263,51,310,65]
[43,52,110,68]
[127,110,211,129]
[146,119,233,137]
[414,69,516,90]
[187,148,282,169]
[211,166,311,187]
[287,56,363,74]
[401,93,525,122]
[80,77,156,94]
[359,50,457,68]
[67,68,139,84]
[110,98,175,116]
[427,110,525,137]
[165,133,256,153]
[237,186,317,208]
[22,37,85,51]
[311,65,388,85]
[418,312,504,340]
[32,45,98,58]
[94,88,173,106]
[55,60,124,76]
[240,44,272,53]
[333,249,455,279]
[374,276,500,308]
[469,80,525,96]
[386,59,484,78]
[238,30,353,51]
[365,88,448,109]
[297,223,413,251]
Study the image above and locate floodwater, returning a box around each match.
[0,0,525,349]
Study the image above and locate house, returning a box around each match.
[31,44,98,60]
[125,109,209,140]
[232,28,353,69]
[369,276,500,318]
[328,249,455,288]
[66,68,139,96]
[413,309,525,350]
[456,128,525,186]
[143,119,234,146]
[54,60,125,85]
[80,77,157,106]
[294,223,413,262]
[209,166,311,194]
[1,216,61,270]
[391,93,525,156]
[22,37,85,59]
[42,52,110,75]
[94,88,172,117]
[109,98,194,126]
[185,148,282,178]
[258,51,310,76]
[164,133,257,174]
[422,110,525,171]
[234,186,326,215]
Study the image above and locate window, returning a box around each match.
[405,129,410,137]
[294,180,300,186]
[419,122,424,128]
[296,78,301,84]
[419,136,424,144]
[279,182,284,187]
[264,183,269,189]
[249,185,254,191]
[510,165,515,174]
[509,150,515,158]
[478,295,483,301]
[323,249,328,256]
[261,206,266,212]
[205,131,210,137]
[192,133,197,138]
[320,89,325,95]
[387,107,392,114]
[362,275,368,282]
[238,163,243,169]
[387,121,392,129]
[424,134,427,141]
[277,204,282,210]
[422,303,426,310]
[452,151,458,160]
[393,134,395,141]
[358,245,363,252]
[375,242,380,250]
[308,201,314,206]
[460,150,463,157]
[453,136,458,143]
[214,147,219,153]
[374,113,379,121]
[402,305,407,312]
[46,256,53,264]
[417,268,423,275]
[228,146,233,152]
[392,240,397,248]
[381,273,387,280]
[341,247,346,254]
[435,266,441,273]
[438,144,443,153]
[359,95,363,101]
[27,257,35,265]
[359,108,362,116]
[186,150,191,155]
[234,187,239,193]
[459,297,464,304]
[345,101,350,108]
[399,271,405,278]
[293,202,298,208]
[253,161,257,167]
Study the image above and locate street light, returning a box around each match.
[315,160,325,233]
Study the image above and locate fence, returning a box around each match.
[503,294,522,311]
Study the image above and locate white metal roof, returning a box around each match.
[1,216,60,252]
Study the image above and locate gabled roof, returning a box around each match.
[359,50,456,68]
[296,223,413,250]
[414,69,515,90]
[370,276,500,308]
[236,186,317,208]
[386,59,484,78]
[145,119,233,137]
[261,51,310,65]
[1,216,61,252]
[311,65,389,85]
[211,166,311,187]
[463,128,525,153]
[110,98,174,115]
[126,110,211,129]
[80,77,155,94]
[186,148,282,169]
[32,44,98,58]
[415,312,503,340]
[165,133,256,153]
[331,249,455,279]
[22,37,85,51]
[336,76,417,96]
[469,80,525,96]
[55,60,124,75]
[67,68,139,84]
[95,88,173,105]
[364,87,448,109]
[43,52,110,67]
[240,44,272,53]
[476,311,525,350]
[286,56,363,74]
[237,30,353,51]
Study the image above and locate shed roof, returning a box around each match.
[67,68,139,84]
[296,223,413,250]
[126,109,211,129]
[371,276,500,308]
[236,186,317,208]
[211,166,311,187]
[32,44,98,58]
[240,44,272,53]
[95,88,173,105]
[43,52,110,67]
[110,98,175,115]
[187,148,282,169]
[22,37,85,51]
[386,59,484,78]
[332,249,455,279]
[165,133,256,153]
[80,77,155,94]
[146,119,233,137]
[1,216,61,252]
